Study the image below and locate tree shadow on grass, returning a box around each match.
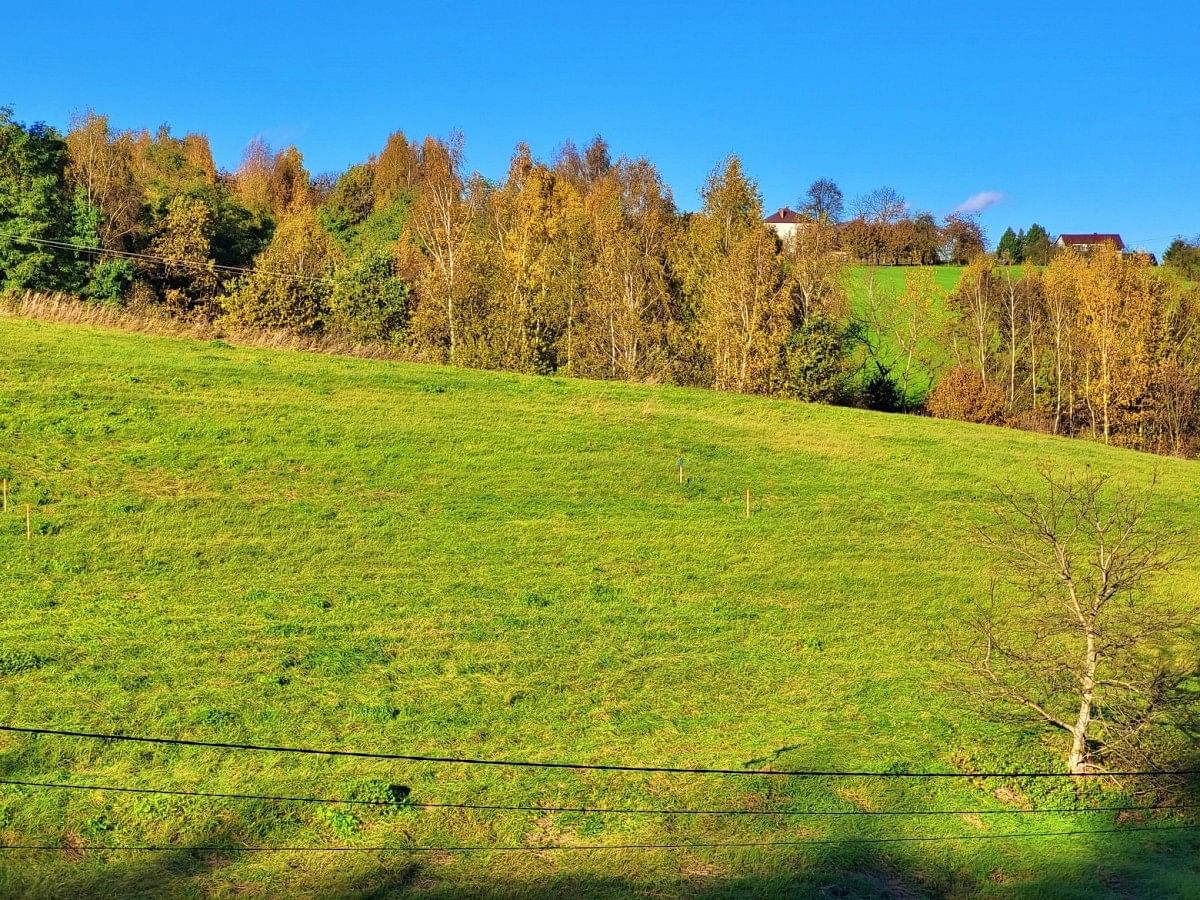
[1,831,241,900]
[5,743,1199,899]
[318,833,1200,900]
[7,826,1199,900]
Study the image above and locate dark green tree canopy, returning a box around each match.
[0,108,70,292]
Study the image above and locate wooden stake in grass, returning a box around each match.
[25,503,31,540]
[676,454,685,485]
[2,478,7,513]
[745,487,751,519]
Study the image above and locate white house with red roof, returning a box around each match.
[763,207,809,243]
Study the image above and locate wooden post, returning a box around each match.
[2,478,6,513]
[744,487,751,519]
[25,504,31,540]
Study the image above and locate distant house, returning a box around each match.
[1055,233,1126,254]
[764,207,809,243]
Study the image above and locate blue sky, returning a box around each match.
[4,1,1197,254]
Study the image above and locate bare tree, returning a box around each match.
[785,217,847,325]
[1001,269,1021,404]
[853,266,897,376]
[854,186,907,226]
[969,469,1195,775]
[799,177,844,223]
[948,255,995,384]
[893,268,939,411]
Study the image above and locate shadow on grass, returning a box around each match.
[6,826,1200,900]
[6,744,1199,899]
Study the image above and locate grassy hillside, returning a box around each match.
[848,264,968,300]
[846,265,1030,399]
[0,315,1197,898]
[846,265,966,398]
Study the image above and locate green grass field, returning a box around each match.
[1,314,1197,898]
[846,265,967,399]
[847,265,1031,400]
[848,264,968,301]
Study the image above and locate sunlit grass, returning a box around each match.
[0,315,1196,898]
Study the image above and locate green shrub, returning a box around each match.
[862,365,902,412]
[778,316,853,403]
[349,780,411,814]
[329,252,411,341]
[0,649,49,676]
[319,807,361,838]
[83,258,134,303]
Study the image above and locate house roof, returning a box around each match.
[764,207,806,224]
[1057,233,1125,250]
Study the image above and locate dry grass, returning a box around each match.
[0,290,421,363]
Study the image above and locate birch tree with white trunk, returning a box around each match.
[969,469,1195,776]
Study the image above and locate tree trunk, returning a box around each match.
[1067,635,1099,774]
[1007,284,1017,404]
[1053,323,1063,433]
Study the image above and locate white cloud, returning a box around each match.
[953,190,1005,215]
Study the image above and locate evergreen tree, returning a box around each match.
[1163,237,1200,280]
[997,227,1024,264]
[1023,224,1053,265]
[0,108,69,292]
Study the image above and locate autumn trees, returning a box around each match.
[833,184,981,267]
[675,158,789,392]
[930,244,1200,455]
[402,133,480,363]
[2,104,1197,458]
[0,108,276,305]
[392,147,855,396]
[577,158,674,380]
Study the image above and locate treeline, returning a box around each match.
[808,181,990,267]
[1,107,1198,457]
[0,108,853,393]
[924,252,1199,456]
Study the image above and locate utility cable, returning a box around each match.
[3,725,1197,779]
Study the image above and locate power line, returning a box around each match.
[3,825,1198,854]
[3,725,1198,779]
[4,778,1196,819]
[1126,234,1188,245]
[0,231,333,285]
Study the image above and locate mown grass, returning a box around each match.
[0,314,1197,898]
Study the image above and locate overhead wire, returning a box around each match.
[3,725,1198,779]
[3,824,1198,854]
[0,231,332,285]
[3,777,1197,819]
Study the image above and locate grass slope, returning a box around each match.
[847,265,1024,398]
[0,315,1197,898]
[846,265,966,398]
